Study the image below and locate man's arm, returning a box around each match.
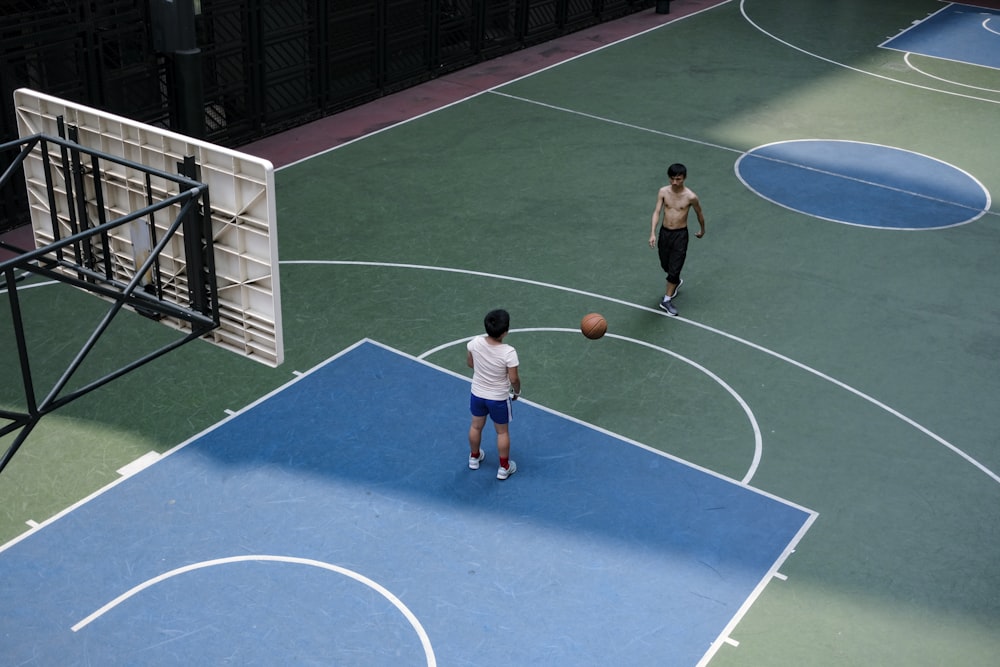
[691,195,706,238]
[649,191,664,247]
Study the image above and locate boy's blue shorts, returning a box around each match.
[470,394,512,425]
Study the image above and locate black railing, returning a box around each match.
[0,0,653,233]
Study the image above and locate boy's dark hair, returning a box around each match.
[667,163,687,178]
[484,309,510,339]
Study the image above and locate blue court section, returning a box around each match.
[735,140,990,229]
[0,340,814,666]
[881,4,1000,70]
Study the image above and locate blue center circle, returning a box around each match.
[735,140,991,230]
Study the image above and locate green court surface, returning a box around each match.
[2,1,998,665]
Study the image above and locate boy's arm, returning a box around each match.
[508,366,521,399]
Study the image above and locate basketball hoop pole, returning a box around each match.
[151,0,204,138]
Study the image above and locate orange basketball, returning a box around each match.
[580,313,607,340]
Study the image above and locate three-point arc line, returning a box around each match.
[71,554,437,667]
[281,259,999,487]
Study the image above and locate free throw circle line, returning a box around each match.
[420,327,763,485]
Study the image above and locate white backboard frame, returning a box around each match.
[13,88,284,367]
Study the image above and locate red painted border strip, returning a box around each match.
[954,1,1000,9]
[241,1,728,168]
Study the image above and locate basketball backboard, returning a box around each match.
[12,88,283,367]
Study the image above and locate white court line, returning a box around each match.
[698,510,816,667]
[491,91,993,223]
[419,328,764,485]
[0,278,58,295]
[57,340,805,667]
[490,90,741,154]
[115,451,161,477]
[280,259,1000,487]
[902,51,1000,94]
[71,554,436,667]
[0,341,373,555]
[743,0,1000,105]
[876,2,952,47]
[377,337,807,513]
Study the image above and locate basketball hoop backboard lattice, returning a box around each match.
[13,88,284,367]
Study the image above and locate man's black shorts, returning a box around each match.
[657,226,689,282]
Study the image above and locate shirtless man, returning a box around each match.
[648,163,705,316]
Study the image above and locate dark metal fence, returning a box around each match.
[1,0,654,233]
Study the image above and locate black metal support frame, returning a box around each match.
[0,133,217,474]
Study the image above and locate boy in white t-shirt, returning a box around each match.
[466,309,521,480]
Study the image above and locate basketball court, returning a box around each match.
[0,340,813,665]
[1,1,998,666]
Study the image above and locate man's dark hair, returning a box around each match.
[667,163,687,178]
[484,309,510,339]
